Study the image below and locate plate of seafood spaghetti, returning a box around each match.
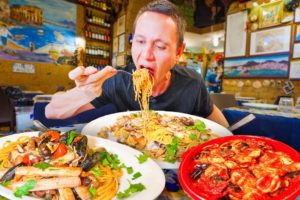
[82,111,233,169]
[0,130,165,200]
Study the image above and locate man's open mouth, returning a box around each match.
[140,65,154,76]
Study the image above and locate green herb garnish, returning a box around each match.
[97,151,121,170]
[132,172,142,180]
[186,120,206,133]
[66,131,78,145]
[33,162,53,171]
[189,134,197,140]
[14,179,36,198]
[126,167,133,174]
[120,163,127,168]
[136,154,148,164]
[92,166,103,177]
[164,136,179,163]
[88,186,97,197]
[1,180,10,187]
[117,182,146,199]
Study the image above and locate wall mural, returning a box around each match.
[0,0,76,64]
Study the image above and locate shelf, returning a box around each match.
[85,54,110,59]
[85,37,111,44]
[85,21,110,30]
[77,1,111,15]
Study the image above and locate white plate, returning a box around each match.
[82,111,233,169]
[235,96,257,101]
[0,132,165,200]
[242,102,278,110]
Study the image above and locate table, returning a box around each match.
[223,107,300,152]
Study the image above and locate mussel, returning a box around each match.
[79,152,101,172]
[190,163,209,180]
[59,130,76,144]
[0,162,25,183]
[73,135,88,159]
[38,134,52,158]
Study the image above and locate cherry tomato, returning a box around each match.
[22,154,31,166]
[53,143,67,159]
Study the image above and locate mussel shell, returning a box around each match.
[79,152,101,171]
[73,135,88,159]
[38,135,52,158]
[0,162,25,183]
[59,129,76,144]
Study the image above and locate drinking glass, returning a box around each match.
[278,97,294,113]
[294,97,300,113]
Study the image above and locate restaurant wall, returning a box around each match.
[222,1,300,103]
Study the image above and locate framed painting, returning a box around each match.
[289,61,300,80]
[259,1,282,28]
[250,25,291,56]
[224,54,289,78]
[293,43,300,58]
[118,34,125,53]
[224,11,247,58]
[295,7,300,23]
[117,15,126,35]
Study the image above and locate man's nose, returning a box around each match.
[141,44,155,60]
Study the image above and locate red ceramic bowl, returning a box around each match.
[178,135,300,200]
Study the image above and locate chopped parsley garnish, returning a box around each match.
[126,167,133,174]
[92,166,103,177]
[66,131,78,145]
[88,186,97,197]
[164,136,179,163]
[98,151,121,170]
[117,182,146,199]
[120,164,133,174]
[189,134,197,140]
[1,180,10,187]
[120,163,127,168]
[14,179,36,198]
[136,154,148,164]
[132,172,142,180]
[186,120,206,133]
[33,162,53,171]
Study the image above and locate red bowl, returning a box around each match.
[178,135,300,200]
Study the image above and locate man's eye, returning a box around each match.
[136,40,145,44]
[156,45,166,50]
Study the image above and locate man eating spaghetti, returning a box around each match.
[45,0,229,128]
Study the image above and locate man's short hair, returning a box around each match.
[133,0,186,49]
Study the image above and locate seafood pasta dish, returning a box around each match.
[188,138,300,199]
[98,111,219,163]
[97,68,219,163]
[0,130,125,200]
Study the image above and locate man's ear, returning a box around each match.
[176,43,186,61]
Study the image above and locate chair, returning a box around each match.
[0,87,16,132]
[210,93,238,110]
[33,102,118,128]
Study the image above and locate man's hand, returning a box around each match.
[68,66,117,96]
